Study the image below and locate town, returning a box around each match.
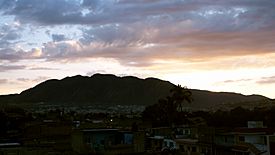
[1,100,275,155]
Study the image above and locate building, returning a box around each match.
[174,126,214,155]
[145,126,213,154]
[215,121,275,155]
[71,128,145,154]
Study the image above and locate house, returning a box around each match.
[215,121,275,155]
[174,126,214,155]
[146,136,164,153]
[145,127,172,152]
[0,143,21,155]
[145,126,214,154]
[22,120,72,151]
[71,128,145,154]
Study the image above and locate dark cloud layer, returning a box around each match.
[0,0,274,28]
[0,0,275,67]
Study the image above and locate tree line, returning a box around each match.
[142,85,275,127]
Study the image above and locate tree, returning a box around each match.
[142,84,193,127]
[170,85,193,112]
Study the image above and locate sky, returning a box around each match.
[0,0,275,98]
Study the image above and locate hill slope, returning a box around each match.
[0,74,270,110]
[1,74,173,106]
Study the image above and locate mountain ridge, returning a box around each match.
[0,74,271,110]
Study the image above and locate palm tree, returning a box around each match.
[142,84,193,126]
[170,85,193,112]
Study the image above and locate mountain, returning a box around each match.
[0,74,173,106]
[0,74,271,110]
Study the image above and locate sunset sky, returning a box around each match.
[1,0,275,98]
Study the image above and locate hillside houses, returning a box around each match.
[0,125,275,154]
[1,106,275,155]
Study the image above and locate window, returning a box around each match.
[201,148,206,153]
[169,142,173,147]
[179,145,184,152]
[239,136,245,142]
[264,136,267,145]
[100,140,105,145]
[192,146,197,152]
[85,136,91,144]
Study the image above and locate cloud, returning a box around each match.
[32,76,50,83]
[57,28,275,66]
[0,48,41,61]
[1,31,20,41]
[0,22,22,48]
[3,0,82,25]
[17,78,30,82]
[40,40,82,60]
[27,67,57,70]
[86,70,107,76]
[0,0,273,29]
[1,26,275,68]
[155,30,275,58]
[51,34,66,42]
[0,64,25,71]
[0,78,8,84]
[257,76,275,84]
[0,0,16,10]
[223,79,252,83]
[17,76,50,83]
[0,48,22,61]
[0,0,275,68]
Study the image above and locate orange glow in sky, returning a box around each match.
[1,0,275,98]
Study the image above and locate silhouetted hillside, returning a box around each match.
[3,74,173,106]
[190,90,270,110]
[0,74,271,110]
